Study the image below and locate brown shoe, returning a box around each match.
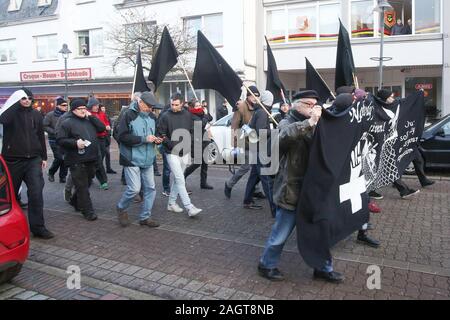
[139,219,160,228]
[117,207,130,227]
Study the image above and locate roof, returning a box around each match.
[0,0,59,25]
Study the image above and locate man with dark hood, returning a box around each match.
[44,97,69,183]
[0,88,53,239]
[57,98,106,221]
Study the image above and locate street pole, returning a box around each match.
[64,57,68,101]
[379,8,385,90]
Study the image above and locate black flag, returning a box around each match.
[265,37,287,104]
[192,31,243,107]
[335,19,356,90]
[296,91,425,270]
[306,58,333,104]
[133,46,151,94]
[148,26,179,91]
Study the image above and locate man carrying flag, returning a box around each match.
[258,90,344,283]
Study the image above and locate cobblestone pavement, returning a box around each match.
[1,143,450,300]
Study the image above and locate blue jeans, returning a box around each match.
[161,147,171,193]
[117,166,156,221]
[244,163,276,217]
[260,207,333,272]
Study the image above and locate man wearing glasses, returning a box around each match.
[0,88,54,239]
[44,97,69,184]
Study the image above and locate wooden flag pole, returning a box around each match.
[179,58,199,101]
[131,48,139,96]
[243,83,278,126]
[280,89,287,104]
[353,73,360,90]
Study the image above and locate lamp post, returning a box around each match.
[372,0,393,90]
[58,44,72,100]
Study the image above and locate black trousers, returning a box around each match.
[70,161,96,214]
[48,140,68,179]
[184,162,209,186]
[95,138,108,185]
[104,136,113,171]
[6,157,46,233]
[394,149,430,195]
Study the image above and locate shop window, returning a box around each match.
[288,6,317,42]
[351,0,375,38]
[405,77,439,118]
[415,0,441,35]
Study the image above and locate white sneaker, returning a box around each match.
[168,203,184,213]
[187,206,202,217]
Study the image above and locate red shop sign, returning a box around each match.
[415,83,433,90]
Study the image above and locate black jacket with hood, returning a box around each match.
[57,112,106,166]
[0,101,47,161]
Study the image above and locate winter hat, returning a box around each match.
[56,97,67,106]
[354,89,367,101]
[377,89,393,102]
[334,93,354,112]
[247,85,260,97]
[71,98,87,111]
[293,90,320,101]
[260,90,274,107]
[87,97,100,110]
[140,91,158,107]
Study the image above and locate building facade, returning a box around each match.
[262,0,450,119]
[0,0,261,119]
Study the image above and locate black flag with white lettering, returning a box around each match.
[148,26,179,91]
[296,103,371,270]
[363,91,425,191]
[192,31,243,107]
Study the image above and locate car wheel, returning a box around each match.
[404,162,415,175]
[205,141,219,165]
[0,264,23,285]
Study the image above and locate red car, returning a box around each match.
[0,155,29,284]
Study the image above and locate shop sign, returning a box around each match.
[20,68,92,82]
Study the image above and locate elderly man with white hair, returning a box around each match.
[257,90,344,284]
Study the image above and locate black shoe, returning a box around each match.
[243,202,263,210]
[357,231,380,248]
[201,184,214,190]
[83,212,98,221]
[313,270,344,284]
[253,192,266,200]
[107,169,117,174]
[59,178,66,184]
[48,174,55,183]
[258,264,285,281]
[401,189,420,199]
[224,183,232,199]
[369,191,384,200]
[421,180,435,188]
[33,229,55,240]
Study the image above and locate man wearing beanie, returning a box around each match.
[225,85,265,201]
[44,97,69,183]
[0,88,54,239]
[87,96,110,190]
[57,98,106,221]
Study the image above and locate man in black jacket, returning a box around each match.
[57,98,106,221]
[44,97,69,183]
[0,88,53,239]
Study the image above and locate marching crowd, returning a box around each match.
[0,84,434,284]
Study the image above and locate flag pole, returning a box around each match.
[353,73,360,90]
[178,58,199,101]
[131,46,140,96]
[243,83,279,126]
[280,89,287,104]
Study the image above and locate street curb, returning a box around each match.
[24,260,164,300]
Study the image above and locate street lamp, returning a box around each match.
[59,44,72,100]
[371,0,393,90]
